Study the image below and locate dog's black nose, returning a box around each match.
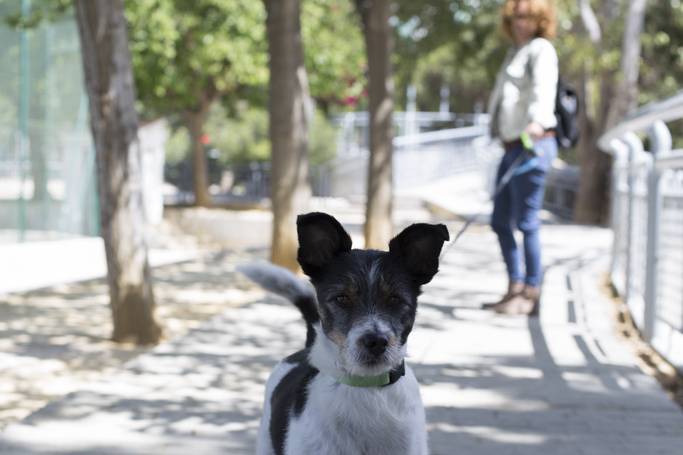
[360,333,389,357]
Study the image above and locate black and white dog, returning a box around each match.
[241,212,449,455]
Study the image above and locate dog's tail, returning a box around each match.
[238,262,319,348]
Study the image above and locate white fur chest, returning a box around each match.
[284,366,428,455]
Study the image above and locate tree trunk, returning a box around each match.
[606,0,648,128]
[185,100,213,207]
[574,66,613,225]
[574,0,646,225]
[578,0,601,43]
[264,0,312,271]
[356,0,394,249]
[74,0,162,345]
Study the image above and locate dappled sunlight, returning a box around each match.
[0,0,679,452]
[2,276,307,453]
[2,222,681,454]
[405,222,681,453]
[430,422,548,445]
[0,249,267,430]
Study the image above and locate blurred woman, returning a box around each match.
[487,0,558,315]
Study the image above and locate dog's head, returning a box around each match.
[297,212,449,376]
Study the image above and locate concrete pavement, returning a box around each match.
[2,216,682,454]
[418,224,683,454]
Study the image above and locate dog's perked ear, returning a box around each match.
[389,223,450,285]
[297,212,352,277]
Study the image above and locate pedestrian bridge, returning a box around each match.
[2,220,682,454]
[1,96,682,454]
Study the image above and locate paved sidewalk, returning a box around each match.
[0,238,198,296]
[419,225,683,454]
[0,249,266,430]
[1,218,682,454]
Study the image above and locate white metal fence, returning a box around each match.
[599,91,683,372]
[331,112,497,197]
[332,111,579,220]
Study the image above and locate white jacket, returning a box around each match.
[487,37,558,142]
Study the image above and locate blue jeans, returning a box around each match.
[490,137,557,288]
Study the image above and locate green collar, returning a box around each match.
[335,361,405,388]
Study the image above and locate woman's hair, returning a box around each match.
[501,0,557,41]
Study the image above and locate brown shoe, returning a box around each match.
[497,285,540,316]
[519,285,540,315]
[488,281,524,312]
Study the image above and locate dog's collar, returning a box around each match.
[335,361,405,388]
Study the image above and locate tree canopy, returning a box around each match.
[123,0,366,120]
[5,0,682,118]
[393,0,683,115]
[125,0,268,120]
[302,0,365,110]
[393,0,505,111]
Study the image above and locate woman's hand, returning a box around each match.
[524,122,545,140]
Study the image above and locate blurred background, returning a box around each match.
[3,0,681,244]
[0,0,682,452]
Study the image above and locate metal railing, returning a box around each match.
[332,111,578,219]
[599,90,683,372]
[330,124,495,197]
[185,111,579,216]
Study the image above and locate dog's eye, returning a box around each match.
[333,295,350,306]
[389,295,403,305]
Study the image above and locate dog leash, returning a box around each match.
[439,134,537,261]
